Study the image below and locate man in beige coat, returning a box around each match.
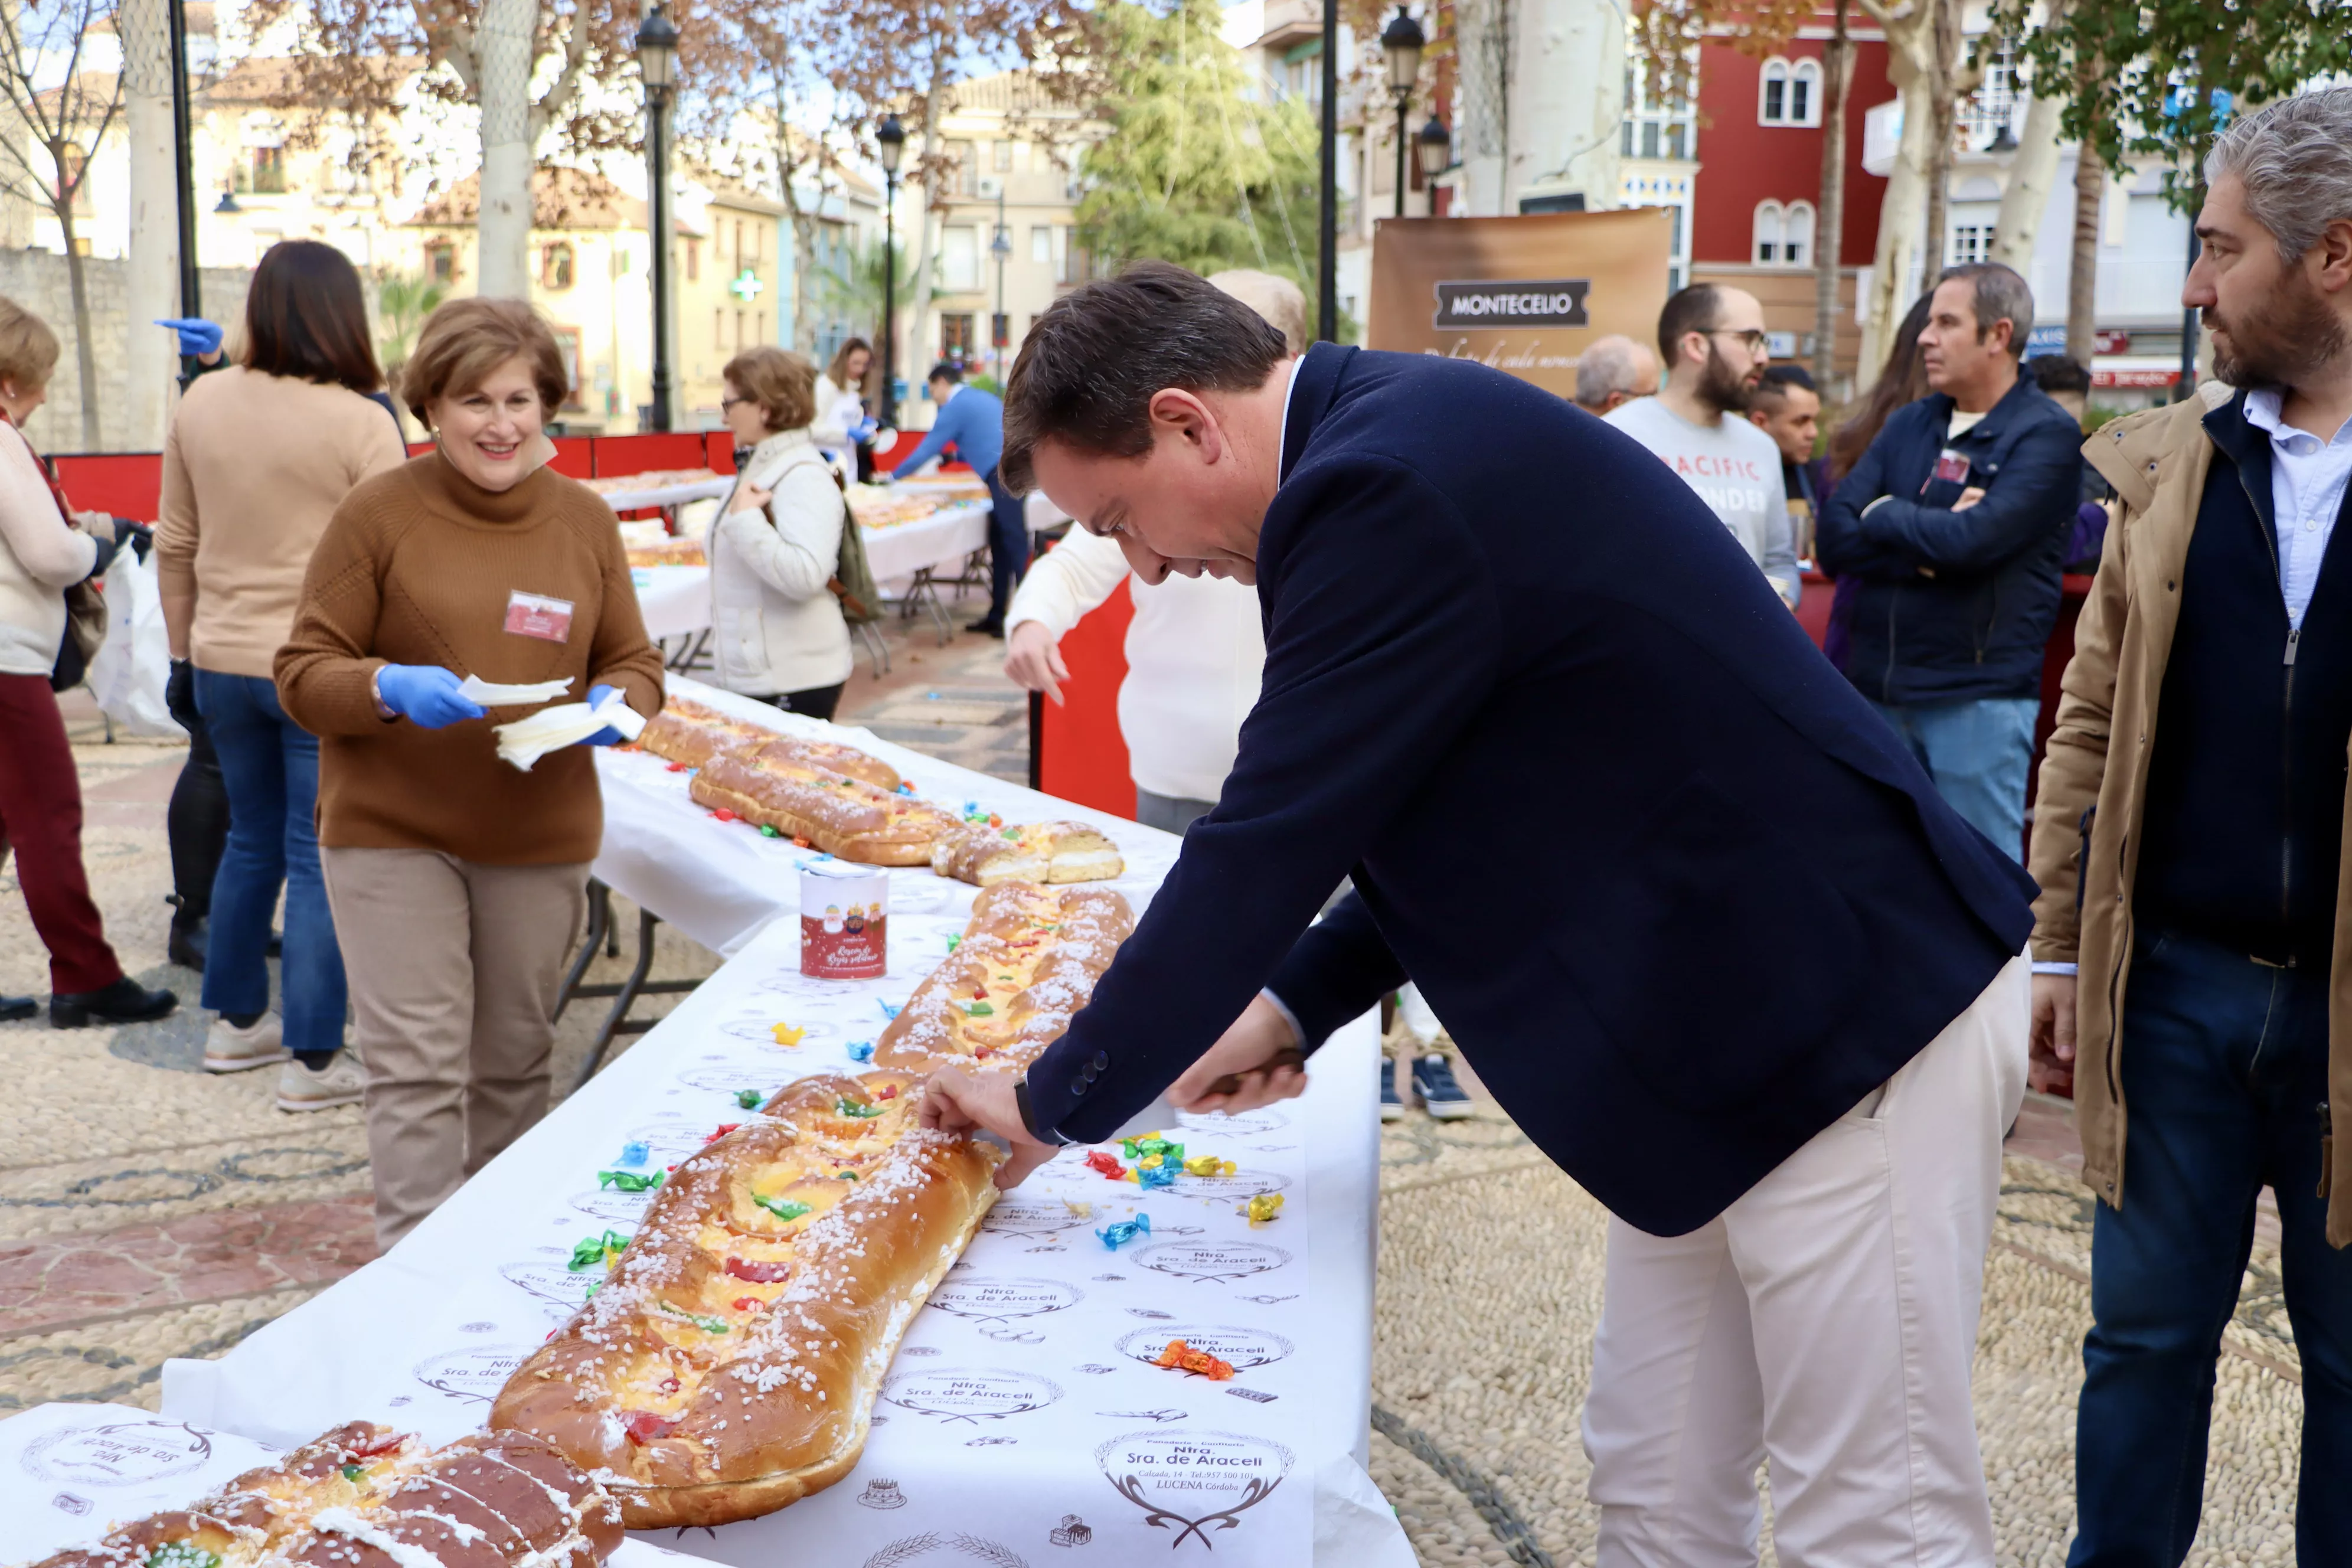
[2026,87,2352,1565]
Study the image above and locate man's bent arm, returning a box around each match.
[1023,459,1501,1143]
[1856,419,2080,576]
[1263,891,1410,1046]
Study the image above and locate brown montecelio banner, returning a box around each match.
[1367,210,1675,401]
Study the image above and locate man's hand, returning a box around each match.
[1953,486,1988,512]
[920,1066,1063,1189]
[1170,995,1308,1115]
[2030,971,2077,1096]
[1004,621,1070,704]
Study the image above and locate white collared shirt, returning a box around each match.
[2245,388,2352,630]
[1274,356,1305,476]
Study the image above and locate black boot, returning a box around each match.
[51,977,178,1028]
[0,996,34,1023]
[166,895,208,971]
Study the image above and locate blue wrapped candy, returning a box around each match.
[616,1140,649,1168]
[1096,1214,1152,1250]
[1135,1161,1179,1190]
[847,1040,876,1063]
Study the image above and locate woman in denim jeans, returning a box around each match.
[155,241,405,1110]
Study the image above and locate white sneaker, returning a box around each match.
[204,1013,288,1073]
[276,1052,366,1112]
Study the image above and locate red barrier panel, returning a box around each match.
[1036,575,1138,821]
[50,453,164,520]
[592,432,704,476]
[705,432,738,473]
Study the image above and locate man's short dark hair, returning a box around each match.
[1750,364,1817,410]
[929,361,964,386]
[2028,354,2093,397]
[1656,283,1724,364]
[1001,260,1289,495]
[1933,263,2034,355]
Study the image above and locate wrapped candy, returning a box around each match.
[1096,1214,1151,1250]
[1183,1155,1237,1177]
[616,1139,650,1168]
[771,1023,808,1046]
[736,1088,766,1110]
[597,1168,664,1193]
[1121,1133,1184,1165]
[846,1040,876,1063]
[567,1229,632,1272]
[1136,1161,1179,1190]
[1244,1193,1285,1226]
[1153,1338,1235,1381]
[1083,1149,1128,1181]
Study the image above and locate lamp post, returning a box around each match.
[1381,7,1425,220]
[1317,0,1336,341]
[989,182,1011,383]
[1416,113,1452,205]
[636,3,679,433]
[166,0,199,357]
[877,113,906,427]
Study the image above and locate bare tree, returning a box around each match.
[1853,0,1987,374]
[0,0,125,448]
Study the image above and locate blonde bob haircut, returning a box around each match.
[0,296,62,395]
[400,297,570,427]
[723,345,818,433]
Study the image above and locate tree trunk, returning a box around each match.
[57,198,102,449]
[2066,139,2102,364]
[904,34,953,393]
[772,98,821,357]
[1859,43,1935,375]
[120,0,176,450]
[1919,0,1958,289]
[1989,90,2064,270]
[475,0,537,298]
[1812,0,1851,392]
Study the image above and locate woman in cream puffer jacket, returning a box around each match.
[709,347,854,718]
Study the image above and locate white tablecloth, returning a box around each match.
[865,499,991,584]
[600,476,736,512]
[632,565,713,642]
[160,686,1406,1568]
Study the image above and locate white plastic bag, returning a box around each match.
[85,547,181,737]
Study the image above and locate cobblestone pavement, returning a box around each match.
[0,605,2305,1562]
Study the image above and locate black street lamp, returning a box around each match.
[1381,7,1425,220]
[166,0,199,364]
[877,113,906,427]
[636,3,680,433]
[1317,0,1336,341]
[1416,113,1452,190]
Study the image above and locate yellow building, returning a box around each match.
[675,176,787,429]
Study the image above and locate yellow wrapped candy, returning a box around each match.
[771,1023,807,1046]
[1138,1152,1164,1170]
[1244,1192,1285,1226]
[1184,1155,1237,1177]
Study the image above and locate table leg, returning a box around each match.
[553,879,613,1023]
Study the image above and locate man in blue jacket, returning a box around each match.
[1816,262,2085,860]
[884,361,1025,635]
[923,263,2036,1563]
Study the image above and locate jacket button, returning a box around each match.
[1072,1082,1087,1096]
[1093,1051,1109,1071]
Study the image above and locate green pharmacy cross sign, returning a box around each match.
[729,268,763,303]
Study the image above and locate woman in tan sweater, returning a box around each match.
[277,298,665,1249]
[158,240,406,1106]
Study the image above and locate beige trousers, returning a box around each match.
[321,847,588,1251]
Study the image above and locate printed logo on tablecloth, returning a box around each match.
[1092,1429,1293,1547]
[1113,1326,1293,1373]
[675,1064,790,1097]
[1133,1241,1292,1284]
[1172,1106,1291,1137]
[21,1420,212,1487]
[721,1016,840,1044]
[881,1367,1063,1425]
[860,1533,1030,1566]
[926,1278,1083,1341]
[414,1345,531,1403]
[1168,1170,1289,1202]
[502,1252,598,1317]
[980,1195,1093,1239]
[570,1187,658,1224]
[625,1123,711,1164]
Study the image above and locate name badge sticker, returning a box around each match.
[504,591,575,643]
[1931,448,1972,486]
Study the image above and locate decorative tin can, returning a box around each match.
[801,860,890,979]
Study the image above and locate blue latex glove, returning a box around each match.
[155,318,224,358]
[575,683,629,747]
[375,665,485,729]
[850,417,879,444]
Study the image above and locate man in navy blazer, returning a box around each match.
[923,264,2035,1563]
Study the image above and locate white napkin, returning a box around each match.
[459,674,574,706]
[494,688,645,772]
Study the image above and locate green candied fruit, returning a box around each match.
[835,1097,887,1119]
[961,1001,995,1017]
[753,1193,813,1222]
[341,1462,367,1482]
[146,1548,222,1568]
[736,1088,765,1110]
[658,1300,731,1334]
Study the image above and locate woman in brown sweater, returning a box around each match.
[277,298,665,1249]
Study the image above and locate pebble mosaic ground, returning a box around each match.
[0,609,2305,1563]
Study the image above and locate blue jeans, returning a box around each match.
[2067,930,2352,1566]
[982,464,1029,623]
[1866,695,2039,861]
[194,669,345,1057]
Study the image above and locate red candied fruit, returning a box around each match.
[711,808,739,822]
[623,1411,679,1445]
[724,1256,793,1283]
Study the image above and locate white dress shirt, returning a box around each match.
[2245,388,2352,631]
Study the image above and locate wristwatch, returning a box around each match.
[1013,1075,1072,1146]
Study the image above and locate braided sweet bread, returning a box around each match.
[875,883,1135,1073]
[690,750,959,865]
[489,1069,1000,1528]
[929,819,1125,886]
[28,1423,621,1568]
[637,698,903,790]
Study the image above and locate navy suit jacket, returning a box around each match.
[1028,347,2036,1236]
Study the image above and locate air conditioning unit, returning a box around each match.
[976,175,1004,199]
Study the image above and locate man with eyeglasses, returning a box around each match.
[1605,283,1801,609]
[1817,262,2082,860]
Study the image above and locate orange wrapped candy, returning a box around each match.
[1154,1338,1236,1381]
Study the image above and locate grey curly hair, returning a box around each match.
[2206,85,2352,266]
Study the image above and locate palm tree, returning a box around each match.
[374,270,447,383]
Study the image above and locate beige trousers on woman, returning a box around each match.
[322,847,588,1251]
